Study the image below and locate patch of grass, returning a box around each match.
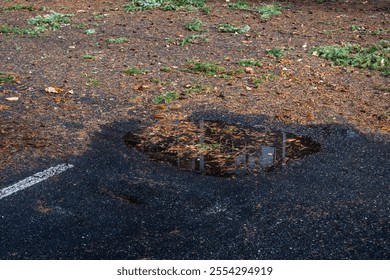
[310,41,390,75]
[257,3,283,20]
[184,84,210,95]
[107,37,129,43]
[27,11,74,31]
[167,34,207,46]
[152,91,179,104]
[0,25,46,35]
[351,25,365,32]
[123,67,149,75]
[94,14,109,20]
[218,23,250,33]
[185,18,205,32]
[238,58,261,67]
[160,67,171,72]
[369,28,390,35]
[2,4,34,12]
[83,28,96,34]
[227,0,251,11]
[82,55,95,60]
[0,72,15,83]
[180,34,207,46]
[87,78,100,87]
[124,0,209,12]
[186,60,242,77]
[253,73,275,88]
[267,48,284,58]
[0,11,72,35]
[186,60,227,76]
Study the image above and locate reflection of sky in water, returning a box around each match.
[260,146,275,166]
[124,121,321,177]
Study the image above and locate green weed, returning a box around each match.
[124,0,208,12]
[253,73,275,88]
[107,37,129,43]
[0,11,73,35]
[152,91,179,104]
[2,4,34,12]
[185,60,241,77]
[351,25,365,32]
[160,67,171,72]
[27,11,74,31]
[267,48,284,58]
[123,68,149,75]
[83,28,96,34]
[310,41,389,75]
[87,78,100,87]
[167,34,207,46]
[227,1,251,11]
[82,55,95,60]
[185,18,205,32]
[184,84,210,95]
[0,72,15,83]
[238,58,261,67]
[180,34,207,46]
[0,25,46,35]
[257,3,283,20]
[186,60,227,76]
[218,23,250,33]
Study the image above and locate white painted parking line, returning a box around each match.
[0,163,74,200]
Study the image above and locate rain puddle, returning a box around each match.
[124,120,321,177]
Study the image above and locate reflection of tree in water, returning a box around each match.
[124,120,321,177]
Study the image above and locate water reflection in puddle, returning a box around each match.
[124,120,321,177]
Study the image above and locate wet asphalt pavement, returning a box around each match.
[0,113,389,259]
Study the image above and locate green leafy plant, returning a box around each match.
[227,1,251,11]
[167,34,207,46]
[186,60,226,76]
[184,84,210,95]
[310,41,389,75]
[82,55,95,60]
[185,18,205,32]
[124,0,209,12]
[180,34,207,46]
[257,3,283,20]
[218,23,250,33]
[83,28,96,34]
[253,73,275,88]
[185,60,242,77]
[351,25,365,32]
[0,11,73,35]
[0,72,15,83]
[27,11,74,31]
[107,37,129,43]
[0,25,46,35]
[152,91,179,104]
[123,67,149,75]
[267,48,284,58]
[2,4,34,12]
[238,58,261,67]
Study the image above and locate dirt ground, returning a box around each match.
[0,0,389,178]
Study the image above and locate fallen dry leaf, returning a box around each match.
[45,86,65,94]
